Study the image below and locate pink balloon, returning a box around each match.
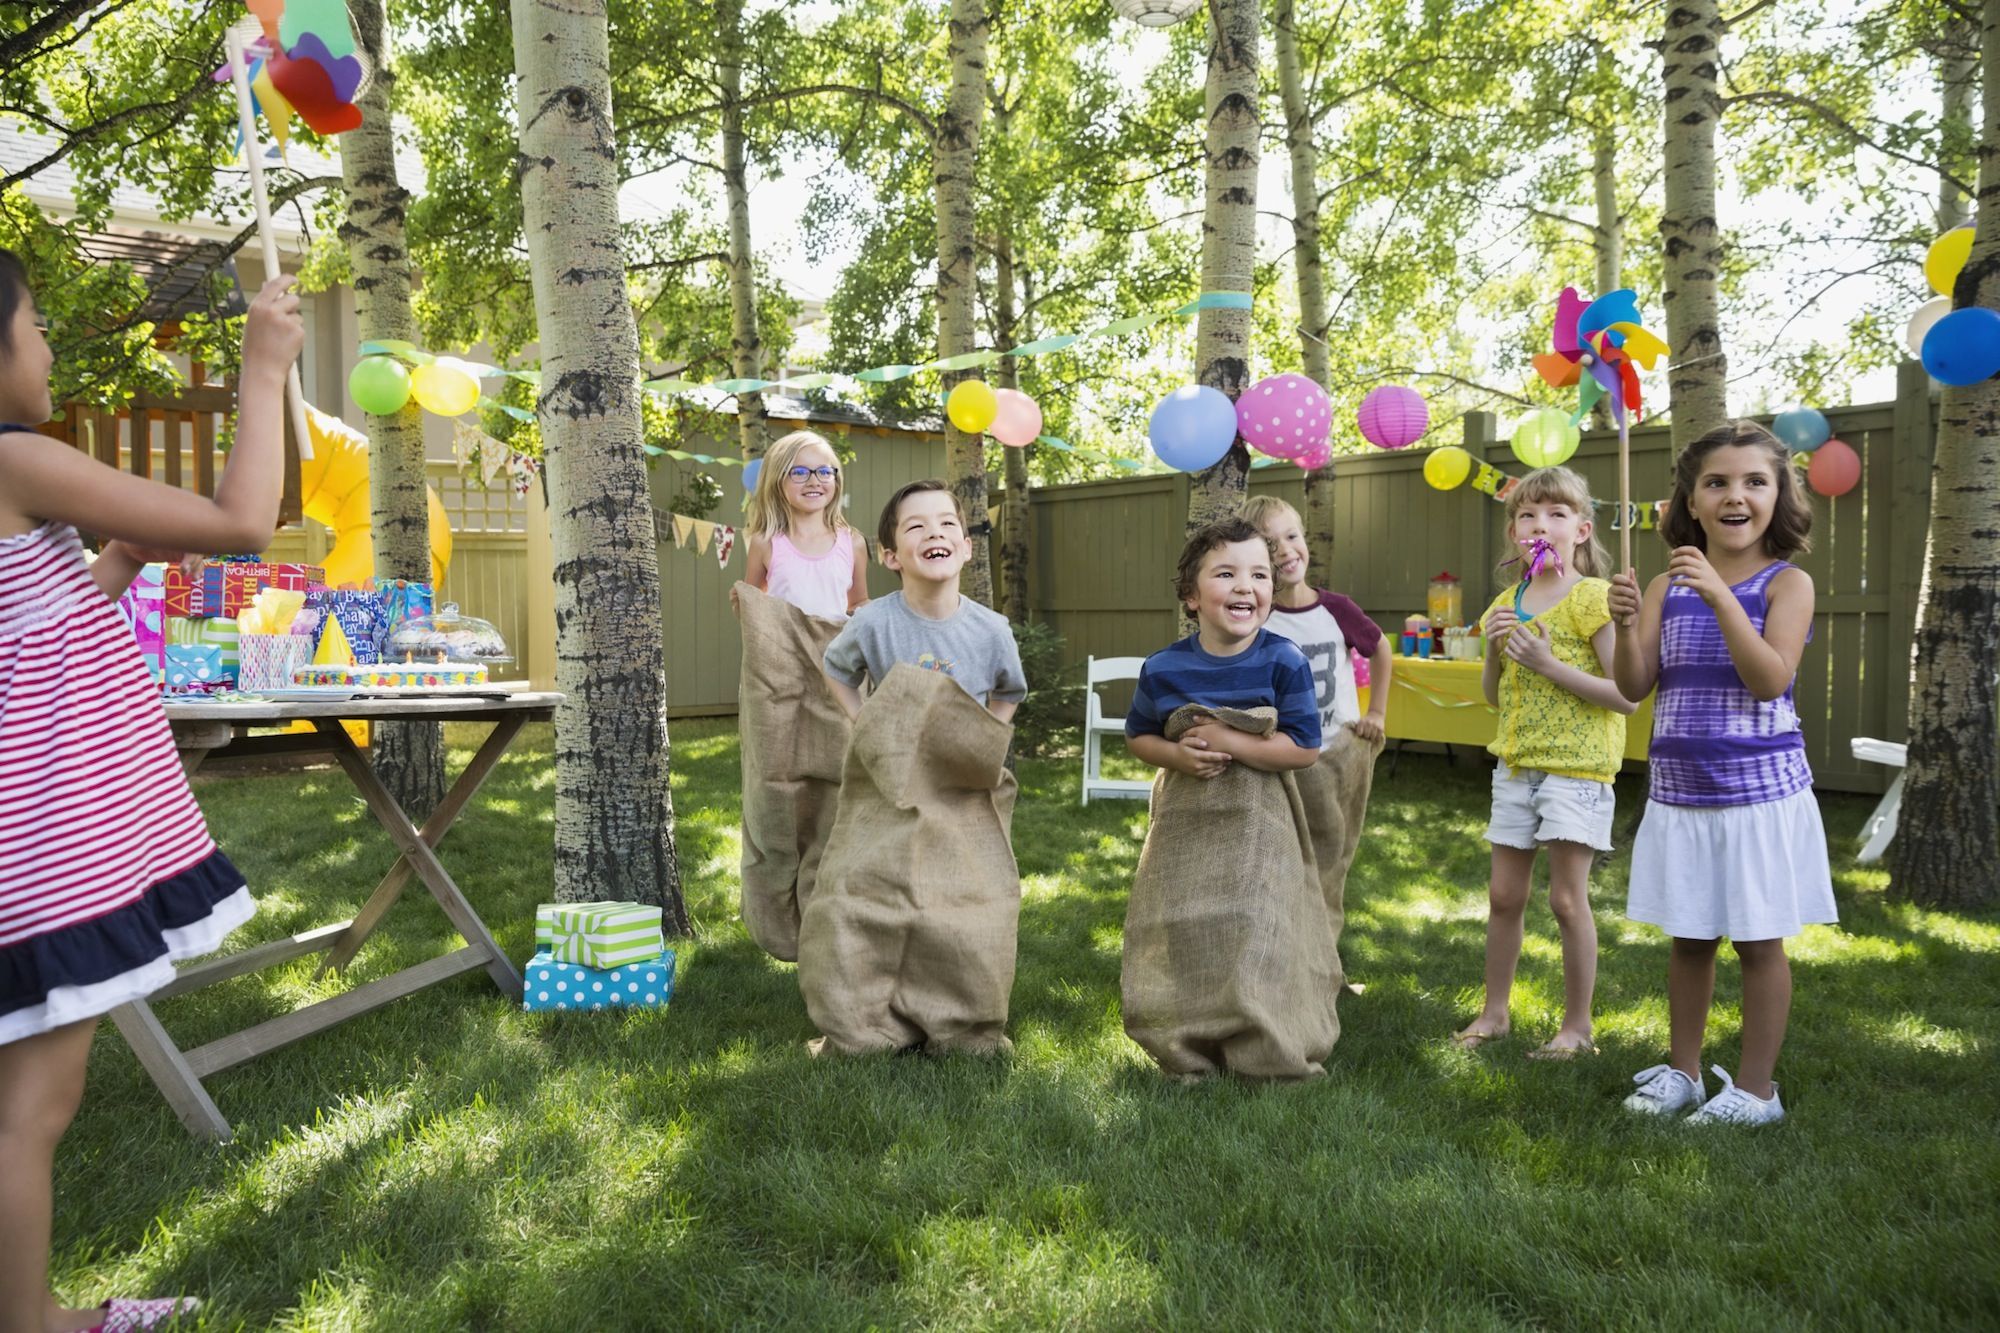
[1297,441,1334,470]
[1807,438,1860,498]
[1237,372,1332,460]
[1357,384,1429,449]
[990,388,1042,447]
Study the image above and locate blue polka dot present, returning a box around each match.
[522,949,675,1013]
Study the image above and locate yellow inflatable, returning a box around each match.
[300,405,453,586]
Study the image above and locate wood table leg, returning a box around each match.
[319,713,529,976]
[174,720,235,778]
[317,721,524,998]
[107,1000,232,1143]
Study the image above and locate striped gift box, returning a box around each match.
[537,901,666,969]
[167,616,240,681]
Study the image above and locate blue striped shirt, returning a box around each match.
[1125,630,1323,749]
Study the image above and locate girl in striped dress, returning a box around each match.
[0,251,302,1331]
[1610,420,1836,1127]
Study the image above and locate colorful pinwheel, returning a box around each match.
[212,0,367,152]
[1530,286,1667,568]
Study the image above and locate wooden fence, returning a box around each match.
[1010,362,1940,795]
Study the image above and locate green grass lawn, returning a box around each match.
[51,722,1999,1330]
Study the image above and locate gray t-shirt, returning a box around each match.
[823,591,1028,704]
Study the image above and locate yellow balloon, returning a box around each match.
[946,379,999,433]
[1423,445,1472,490]
[1926,227,1975,296]
[411,360,480,417]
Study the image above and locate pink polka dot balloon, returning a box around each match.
[1296,440,1334,470]
[1237,372,1332,460]
[1357,384,1430,449]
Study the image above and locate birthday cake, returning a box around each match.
[292,660,489,689]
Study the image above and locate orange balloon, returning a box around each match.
[1807,439,1860,498]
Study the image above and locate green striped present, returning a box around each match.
[168,615,241,676]
[538,901,666,969]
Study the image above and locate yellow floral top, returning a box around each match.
[1484,577,1626,784]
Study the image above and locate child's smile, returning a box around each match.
[1186,537,1273,653]
[1691,444,1777,555]
[886,491,969,585]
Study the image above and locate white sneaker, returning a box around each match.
[1686,1066,1785,1126]
[1623,1063,1706,1116]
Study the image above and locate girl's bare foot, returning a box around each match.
[1526,1029,1599,1060]
[1453,1020,1508,1049]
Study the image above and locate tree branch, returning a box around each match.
[1724,88,1972,196]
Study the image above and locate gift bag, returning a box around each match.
[735,583,852,962]
[238,633,313,691]
[797,665,1019,1055]
[115,562,166,684]
[1121,704,1339,1080]
[1288,725,1385,988]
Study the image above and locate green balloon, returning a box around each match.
[349,355,411,415]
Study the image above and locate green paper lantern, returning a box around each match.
[1511,408,1581,469]
[349,355,411,415]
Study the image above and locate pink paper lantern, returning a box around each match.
[1807,438,1860,498]
[1357,384,1430,449]
[1237,372,1332,460]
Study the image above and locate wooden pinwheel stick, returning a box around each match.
[223,23,314,461]
[1618,414,1631,572]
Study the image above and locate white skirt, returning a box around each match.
[1626,788,1836,941]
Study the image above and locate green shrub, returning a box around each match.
[1011,619,1084,758]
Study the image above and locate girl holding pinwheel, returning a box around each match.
[1454,466,1635,1060]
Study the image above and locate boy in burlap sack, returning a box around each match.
[1122,518,1340,1080]
[1243,495,1390,993]
[799,481,1027,1055]
[733,583,851,961]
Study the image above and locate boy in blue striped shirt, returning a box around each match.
[1126,517,1323,776]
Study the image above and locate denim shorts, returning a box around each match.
[1485,763,1615,852]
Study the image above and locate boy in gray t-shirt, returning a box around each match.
[823,480,1027,719]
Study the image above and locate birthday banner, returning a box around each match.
[1466,461,1667,532]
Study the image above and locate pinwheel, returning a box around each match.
[1532,286,1667,569]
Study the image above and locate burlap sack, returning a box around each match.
[797,664,1020,1055]
[1121,704,1340,1079]
[736,582,853,962]
[1289,725,1385,988]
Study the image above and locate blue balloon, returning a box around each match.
[1772,407,1831,453]
[742,458,763,490]
[1148,385,1238,471]
[1921,307,2000,387]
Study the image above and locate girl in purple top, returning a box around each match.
[1609,420,1835,1127]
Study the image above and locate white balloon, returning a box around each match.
[1908,296,1953,357]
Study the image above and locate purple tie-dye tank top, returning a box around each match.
[1649,560,1812,807]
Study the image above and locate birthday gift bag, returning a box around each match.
[797,665,1020,1056]
[734,583,852,962]
[114,562,166,684]
[1288,725,1385,989]
[1121,705,1339,1080]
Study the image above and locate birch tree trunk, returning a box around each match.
[1660,0,1728,448]
[341,0,444,820]
[1184,0,1259,541]
[1275,0,1332,573]
[936,0,994,604]
[994,228,1030,625]
[720,0,769,459]
[510,0,686,925]
[1892,0,2000,911]
[1938,18,1977,232]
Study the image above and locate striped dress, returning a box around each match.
[0,521,252,1044]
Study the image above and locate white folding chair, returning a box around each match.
[1081,655,1153,805]
[1851,737,1908,864]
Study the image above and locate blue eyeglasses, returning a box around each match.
[786,465,839,482]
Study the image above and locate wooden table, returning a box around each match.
[1359,656,1654,767]
[112,691,560,1142]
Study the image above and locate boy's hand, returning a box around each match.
[1174,730,1233,779]
[1609,568,1642,627]
[1503,617,1556,674]
[242,275,305,376]
[1667,546,1728,608]
[1484,603,1519,649]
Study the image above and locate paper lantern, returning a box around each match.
[990,388,1042,447]
[1920,306,2000,386]
[1237,372,1332,459]
[1926,227,1975,297]
[946,380,999,434]
[1772,407,1831,453]
[1148,386,1238,472]
[1424,446,1472,490]
[1807,439,1860,498]
[1357,385,1429,449]
[1109,0,1203,26]
[1510,409,1580,468]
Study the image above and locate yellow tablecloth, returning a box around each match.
[1358,655,1653,762]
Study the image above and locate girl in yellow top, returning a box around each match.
[1455,466,1637,1058]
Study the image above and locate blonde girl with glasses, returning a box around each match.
[741,430,868,621]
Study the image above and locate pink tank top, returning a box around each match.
[766,527,855,621]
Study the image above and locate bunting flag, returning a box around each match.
[1466,461,1669,524]
[692,520,715,555]
[714,525,736,567]
[672,514,694,549]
